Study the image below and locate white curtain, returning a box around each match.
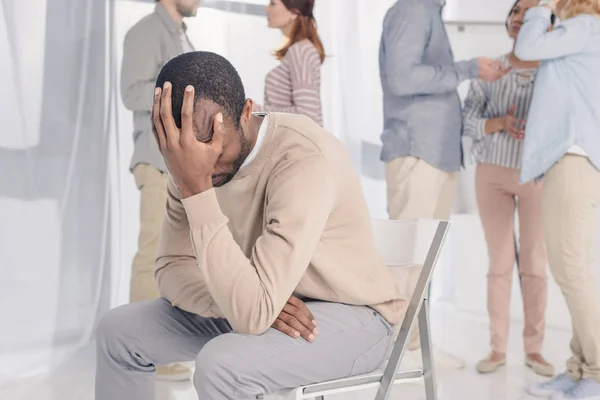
[0,0,113,384]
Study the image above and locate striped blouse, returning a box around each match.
[263,39,323,127]
[463,55,537,169]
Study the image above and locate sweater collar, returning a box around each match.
[231,113,277,181]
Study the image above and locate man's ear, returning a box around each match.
[242,98,256,119]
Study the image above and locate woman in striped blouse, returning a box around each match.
[463,0,555,377]
[263,0,325,126]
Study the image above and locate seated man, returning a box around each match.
[95,51,405,400]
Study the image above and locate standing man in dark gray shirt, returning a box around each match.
[379,0,509,369]
[120,0,198,381]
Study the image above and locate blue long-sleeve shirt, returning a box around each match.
[515,7,600,183]
[379,0,479,172]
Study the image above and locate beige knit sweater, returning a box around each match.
[155,113,405,334]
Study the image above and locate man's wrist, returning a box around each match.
[179,178,213,199]
[180,188,226,230]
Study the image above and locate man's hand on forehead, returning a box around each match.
[152,82,225,198]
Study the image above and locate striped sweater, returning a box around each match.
[463,55,537,169]
[263,39,323,127]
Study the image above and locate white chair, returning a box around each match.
[268,218,451,400]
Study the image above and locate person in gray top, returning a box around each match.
[379,0,509,369]
[120,0,198,381]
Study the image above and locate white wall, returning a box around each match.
[444,0,517,22]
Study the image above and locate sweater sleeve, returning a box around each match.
[180,155,335,335]
[382,2,479,97]
[264,43,323,126]
[515,7,592,61]
[462,79,489,141]
[154,176,216,317]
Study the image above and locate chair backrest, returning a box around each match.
[371,218,445,267]
[371,218,451,400]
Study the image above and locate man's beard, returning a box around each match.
[212,133,253,187]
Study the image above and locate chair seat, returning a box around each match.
[267,368,424,399]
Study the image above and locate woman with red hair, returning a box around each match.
[263,0,325,126]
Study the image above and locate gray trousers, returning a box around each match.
[95,298,393,400]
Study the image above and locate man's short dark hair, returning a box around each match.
[155,51,246,129]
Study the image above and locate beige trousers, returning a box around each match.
[131,163,168,303]
[385,156,459,343]
[542,155,600,382]
[475,163,547,354]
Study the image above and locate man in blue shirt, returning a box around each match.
[379,0,509,368]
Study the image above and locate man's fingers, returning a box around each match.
[287,295,302,307]
[282,302,317,334]
[152,89,167,151]
[287,296,311,320]
[286,296,317,326]
[278,312,316,342]
[272,319,300,339]
[209,113,225,151]
[160,82,179,145]
[151,104,159,147]
[295,301,317,328]
[275,297,318,342]
[180,85,195,144]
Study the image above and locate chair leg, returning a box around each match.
[418,298,438,400]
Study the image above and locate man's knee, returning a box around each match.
[96,306,137,360]
[194,336,264,399]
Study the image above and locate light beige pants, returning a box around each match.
[542,155,600,382]
[385,156,458,344]
[475,163,547,354]
[130,163,168,303]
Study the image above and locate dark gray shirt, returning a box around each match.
[120,4,195,172]
[379,0,478,172]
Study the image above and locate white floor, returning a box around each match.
[0,303,572,400]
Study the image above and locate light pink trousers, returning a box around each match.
[475,163,547,354]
